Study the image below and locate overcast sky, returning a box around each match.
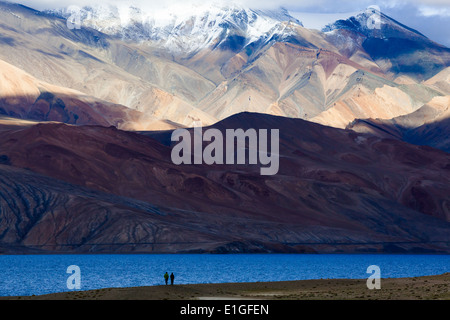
[16,0,450,46]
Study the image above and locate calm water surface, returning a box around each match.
[0,254,448,296]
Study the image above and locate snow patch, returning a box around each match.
[46,3,302,54]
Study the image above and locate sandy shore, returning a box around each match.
[1,273,448,300]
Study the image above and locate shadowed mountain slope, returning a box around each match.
[347,96,450,152]
[0,2,448,129]
[0,112,449,253]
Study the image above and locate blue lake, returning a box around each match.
[0,254,448,296]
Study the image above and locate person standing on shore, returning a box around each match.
[170,273,175,285]
[164,272,169,285]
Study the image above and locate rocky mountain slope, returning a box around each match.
[0,1,448,130]
[0,58,149,129]
[0,112,449,253]
[0,1,217,127]
[0,2,449,254]
[347,95,450,152]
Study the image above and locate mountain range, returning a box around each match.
[0,2,448,131]
[0,1,449,253]
[0,113,449,253]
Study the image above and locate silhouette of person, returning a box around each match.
[170,272,175,285]
[164,272,169,285]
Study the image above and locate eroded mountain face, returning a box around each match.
[0,2,448,130]
[0,113,449,253]
[0,2,449,254]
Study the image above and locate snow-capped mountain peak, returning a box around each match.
[322,6,426,40]
[47,3,302,54]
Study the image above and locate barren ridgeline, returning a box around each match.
[0,1,449,254]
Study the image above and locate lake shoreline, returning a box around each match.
[2,273,449,300]
[2,251,449,256]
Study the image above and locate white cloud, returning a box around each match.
[418,5,450,16]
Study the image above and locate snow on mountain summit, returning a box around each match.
[322,7,427,40]
[47,3,302,53]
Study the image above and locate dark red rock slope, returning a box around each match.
[0,112,449,253]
